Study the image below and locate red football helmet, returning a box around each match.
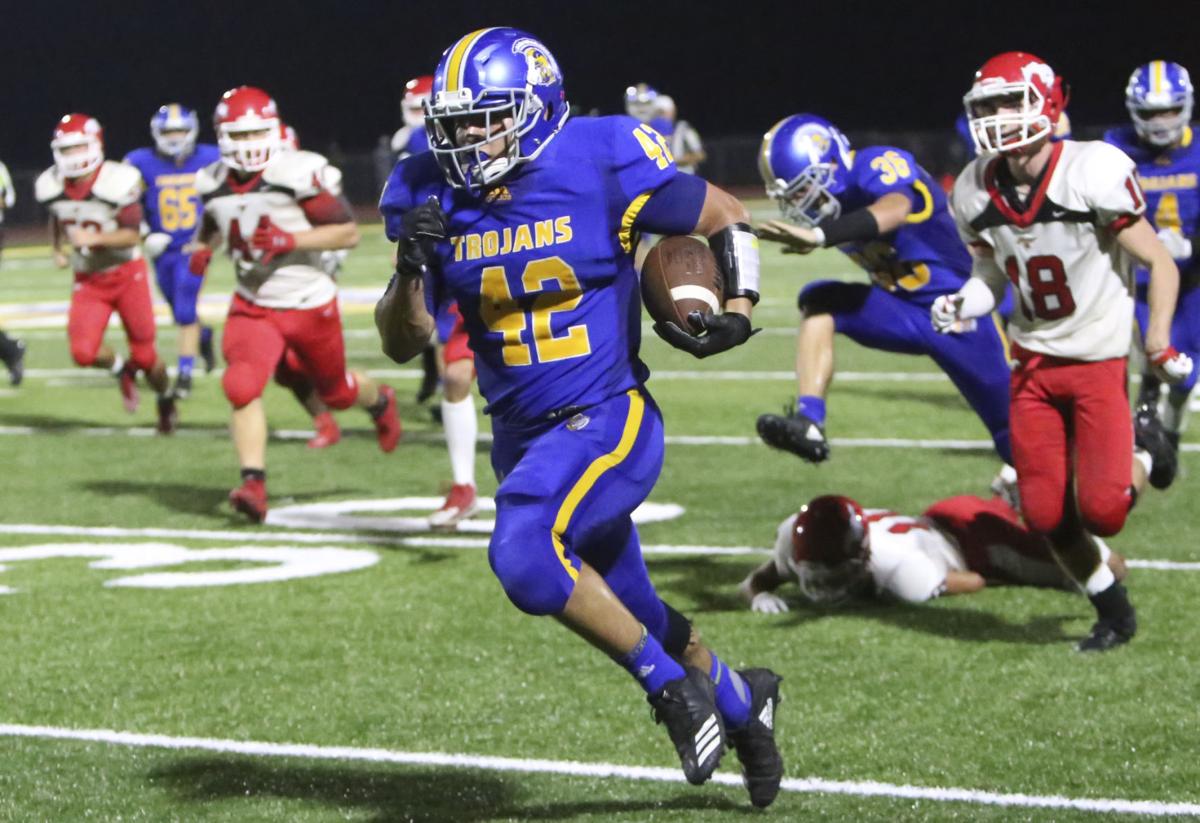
[402,75,434,128]
[963,51,1068,154]
[279,122,300,152]
[51,113,104,178]
[789,495,871,604]
[214,86,281,172]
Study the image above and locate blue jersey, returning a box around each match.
[381,116,690,425]
[124,144,221,251]
[1104,124,1200,282]
[834,145,972,305]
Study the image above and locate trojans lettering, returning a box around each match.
[1137,172,1199,192]
[451,216,573,262]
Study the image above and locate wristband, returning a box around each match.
[708,222,760,305]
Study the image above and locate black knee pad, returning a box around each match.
[661,601,693,658]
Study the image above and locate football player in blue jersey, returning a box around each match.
[124,105,222,398]
[755,114,1013,467]
[1104,60,1199,488]
[377,28,782,805]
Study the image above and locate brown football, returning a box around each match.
[640,236,724,330]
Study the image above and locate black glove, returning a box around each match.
[653,311,759,359]
[397,196,448,275]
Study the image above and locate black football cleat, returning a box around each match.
[199,328,217,373]
[172,373,193,400]
[1077,613,1137,652]
[648,666,725,785]
[1,337,25,386]
[156,394,178,435]
[757,406,830,463]
[728,668,784,808]
[1134,403,1177,490]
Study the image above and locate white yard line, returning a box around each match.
[0,723,1195,817]
[0,523,1196,569]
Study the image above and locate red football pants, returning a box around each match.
[1009,350,1133,537]
[67,259,158,370]
[222,294,359,410]
[441,302,474,367]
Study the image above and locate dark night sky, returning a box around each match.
[2,0,1194,169]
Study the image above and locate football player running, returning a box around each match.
[124,105,221,399]
[35,114,177,431]
[1104,61,1200,485]
[931,52,1188,651]
[740,493,1127,611]
[190,86,401,522]
[755,114,1013,467]
[377,29,782,805]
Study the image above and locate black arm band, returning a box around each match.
[708,222,761,305]
[819,208,880,247]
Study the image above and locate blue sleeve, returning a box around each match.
[378,163,414,242]
[609,115,679,206]
[634,172,706,235]
[854,146,923,209]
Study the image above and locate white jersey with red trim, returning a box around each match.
[953,140,1144,360]
[772,510,966,603]
[35,160,144,274]
[196,149,345,309]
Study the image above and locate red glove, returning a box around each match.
[252,215,296,264]
[188,247,213,276]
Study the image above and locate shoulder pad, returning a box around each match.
[93,161,144,205]
[35,167,63,203]
[264,150,329,193]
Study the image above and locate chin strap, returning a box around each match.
[708,222,760,305]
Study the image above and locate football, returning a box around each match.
[640,236,724,329]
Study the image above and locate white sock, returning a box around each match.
[442,394,477,487]
[110,354,126,375]
[1084,559,1116,595]
[1134,448,1153,477]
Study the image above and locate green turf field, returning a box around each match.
[0,206,1197,821]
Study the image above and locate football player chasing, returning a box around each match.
[189,86,401,522]
[35,114,177,432]
[377,28,782,806]
[739,492,1127,611]
[755,114,1013,469]
[1104,61,1200,484]
[931,52,1189,651]
[124,105,222,399]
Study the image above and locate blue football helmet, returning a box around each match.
[1126,61,1194,147]
[624,83,658,123]
[150,104,199,158]
[426,27,568,193]
[759,114,854,227]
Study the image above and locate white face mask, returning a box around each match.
[219,123,279,173]
[52,138,103,178]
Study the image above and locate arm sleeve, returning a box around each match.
[1084,143,1146,231]
[300,191,354,225]
[634,172,707,236]
[378,165,415,243]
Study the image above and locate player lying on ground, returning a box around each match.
[739,493,1127,611]
[36,114,177,433]
[932,51,1189,651]
[377,28,782,807]
[1105,60,1200,485]
[755,114,1012,468]
[189,86,400,522]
